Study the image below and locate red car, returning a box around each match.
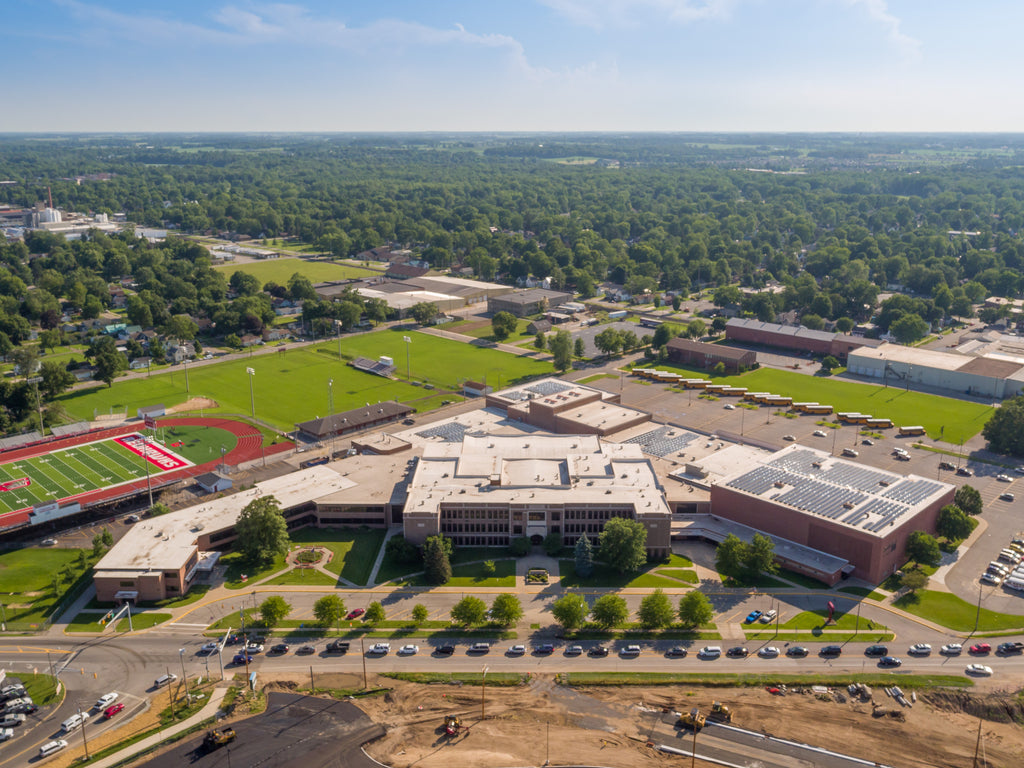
[103,703,125,719]
[969,643,991,654]
[345,609,365,620]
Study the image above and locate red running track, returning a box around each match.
[0,418,293,530]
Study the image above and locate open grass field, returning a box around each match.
[0,433,192,515]
[291,528,385,586]
[59,330,552,431]
[559,554,697,589]
[650,364,993,439]
[213,257,381,283]
[893,589,1024,632]
[0,548,86,593]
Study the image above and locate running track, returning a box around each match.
[0,418,292,530]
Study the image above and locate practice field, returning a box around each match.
[657,364,993,440]
[0,433,192,515]
[213,257,380,284]
[59,329,553,431]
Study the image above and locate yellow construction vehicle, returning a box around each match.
[444,715,462,736]
[708,701,732,723]
[677,708,706,731]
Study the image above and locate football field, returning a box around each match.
[0,433,193,515]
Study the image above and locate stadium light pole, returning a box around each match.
[403,336,412,382]
[183,358,190,394]
[328,379,335,456]
[27,376,43,436]
[246,367,256,419]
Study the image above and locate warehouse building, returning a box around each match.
[726,318,882,359]
[487,288,574,317]
[295,401,415,441]
[666,338,756,373]
[846,343,1024,400]
[710,444,954,584]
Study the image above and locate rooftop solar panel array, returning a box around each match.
[882,479,944,506]
[726,466,799,495]
[774,480,868,520]
[416,422,469,442]
[767,449,821,473]
[820,463,893,491]
[527,381,573,396]
[621,426,699,457]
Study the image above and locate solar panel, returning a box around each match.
[882,479,943,506]
[821,463,894,492]
[767,449,821,473]
[621,426,698,457]
[503,390,528,401]
[416,422,469,442]
[526,381,573,396]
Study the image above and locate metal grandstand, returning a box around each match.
[348,357,397,378]
[622,425,699,458]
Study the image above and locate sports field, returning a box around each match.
[213,257,381,283]
[0,433,192,515]
[660,365,994,440]
[59,329,553,431]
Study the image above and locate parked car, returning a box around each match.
[783,434,796,441]
[879,656,902,667]
[103,703,125,719]
[786,646,809,658]
[744,610,763,624]
[620,645,641,657]
[726,646,749,658]
[956,467,973,476]
[326,640,350,654]
[368,643,391,655]
[565,645,583,656]
[862,438,874,446]
[0,714,25,728]
[698,646,722,659]
[941,643,963,655]
[842,448,858,457]
[997,641,1024,654]
[296,645,316,655]
[4,699,37,715]
[95,692,118,709]
[969,643,992,654]
[865,645,888,657]
[966,664,993,676]
[270,644,290,655]
[154,673,178,688]
[939,461,955,471]
[232,654,254,665]
[435,644,456,656]
[996,474,1012,482]
[820,645,842,657]
[0,685,25,701]
[534,643,555,655]
[757,646,780,658]
[908,643,932,655]
[813,430,828,437]
[0,728,12,742]
[588,646,609,657]
[724,404,736,410]
[507,645,526,656]
[759,609,778,624]
[1000,492,1015,502]
[398,644,419,656]
[468,642,491,654]
[346,608,365,620]
[666,647,688,658]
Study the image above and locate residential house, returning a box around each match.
[167,342,196,363]
[239,335,261,348]
[262,327,290,342]
[129,357,152,370]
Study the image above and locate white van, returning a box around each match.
[154,673,178,688]
[39,739,68,757]
[60,711,89,732]
[842,448,858,457]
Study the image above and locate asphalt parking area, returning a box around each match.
[141,692,384,768]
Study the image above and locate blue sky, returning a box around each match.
[3,0,1022,132]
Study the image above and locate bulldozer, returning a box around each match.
[677,708,706,732]
[708,701,732,723]
[202,728,236,751]
[444,715,462,737]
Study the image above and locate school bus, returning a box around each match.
[898,425,926,436]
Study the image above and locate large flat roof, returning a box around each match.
[95,466,354,573]
[715,444,953,538]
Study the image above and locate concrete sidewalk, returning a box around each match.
[84,686,229,768]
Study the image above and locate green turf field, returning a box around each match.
[59,330,553,431]
[655,365,994,440]
[213,257,381,283]
[0,434,193,515]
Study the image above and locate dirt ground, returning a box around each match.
[168,397,219,413]
[330,673,1024,768]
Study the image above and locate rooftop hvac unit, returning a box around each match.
[774,481,785,488]
[843,502,855,509]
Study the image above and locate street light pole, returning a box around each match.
[328,378,335,456]
[183,358,190,394]
[481,665,489,720]
[77,706,89,759]
[178,648,190,702]
[246,367,256,418]
[403,335,412,382]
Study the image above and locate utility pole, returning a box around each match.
[183,357,190,394]
[403,335,412,382]
[360,637,368,689]
[481,665,489,720]
[77,706,89,759]
[974,582,983,634]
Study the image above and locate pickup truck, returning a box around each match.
[997,641,1024,654]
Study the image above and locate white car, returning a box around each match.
[757,646,780,658]
[39,739,68,758]
[908,643,932,655]
[813,430,827,437]
[697,646,722,659]
[245,643,264,654]
[506,645,526,656]
[724,404,736,410]
[966,664,993,676]
[759,609,778,624]
[997,474,1012,482]
[201,642,220,653]
[941,644,963,655]
[95,692,118,709]
[368,643,390,655]
[783,434,796,441]
[398,644,419,656]
[0,728,12,742]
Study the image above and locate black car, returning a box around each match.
[270,643,290,655]
[726,646,748,658]
[296,645,316,655]
[878,656,902,667]
[997,641,1024,655]
[435,644,456,656]
[534,643,554,655]
[587,646,609,657]
[666,647,688,658]
[786,646,809,658]
[865,644,888,657]
[325,640,350,654]
[820,645,843,657]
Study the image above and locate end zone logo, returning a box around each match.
[0,477,30,493]
[114,434,189,471]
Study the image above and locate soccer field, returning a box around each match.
[0,434,192,515]
[59,329,553,430]
[213,257,381,284]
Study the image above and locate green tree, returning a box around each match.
[365,601,385,623]
[638,588,675,629]
[834,317,855,333]
[671,294,681,311]
[38,329,61,353]
[890,313,930,344]
[149,502,171,517]
[712,361,726,376]
[94,346,127,387]
[234,495,290,564]
[509,537,531,556]
[550,593,589,631]
[411,603,429,625]
[542,532,562,557]
[489,593,523,626]
[746,533,778,579]
[573,336,586,358]
[259,595,291,627]
[686,318,706,339]
[549,329,573,371]
[574,534,594,578]
[410,302,439,326]
[38,359,75,399]
[423,534,453,585]
[491,311,518,341]
[101,527,113,547]
[313,594,346,628]
[819,355,840,374]
[598,517,647,574]
[534,332,546,350]
[163,314,198,341]
[936,504,975,541]
[91,532,106,557]
[905,530,942,567]
[652,323,678,348]
[10,345,39,378]
[594,327,622,355]
[385,535,421,565]
[482,559,496,577]
[714,534,748,583]
[900,568,929,594]
[677,591,714,628]
[590,594,629,629]
[451,595,487,625]
[954,484,984,516]
[982,396,1024,456]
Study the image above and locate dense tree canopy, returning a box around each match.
[234,495,289,565]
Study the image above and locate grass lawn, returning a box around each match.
[838,586,886,601]
[776,569,830,590]
[458,317,534,343]
[0,548,88,592]
[893,590,1024,632]
[561,672,967,688]
[391,560,517,588]
[221,551,288,589]
[559,560,687,589]
[656,568,698,583]
[159,424,239,464]
[66,612,107,632]
[774,610,889,632]
[292,528,385,585]
[213,257,379,283]
[263,569,338,586]
[117,612,171,631]
[651,365,993,440]
[59,329,551,431]
[576,373,619,384]
[744,631,894,642]
[141,584,212,610]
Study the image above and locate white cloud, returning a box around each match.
[843,0,921,58]
[540,0,736,29]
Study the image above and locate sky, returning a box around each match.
[3,0,1023,132]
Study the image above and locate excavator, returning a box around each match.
[202,728,236,750]
[444,715,462,737]
[677,708,706,731]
